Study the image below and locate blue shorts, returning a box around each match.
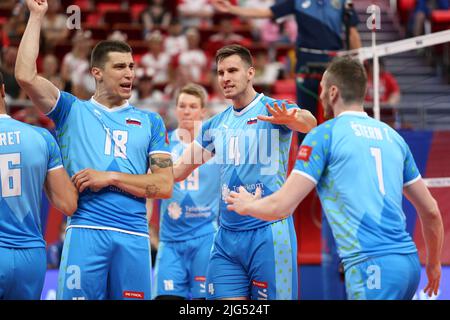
[57,227,152,300]
[152,232,215,299]
[206,218,298,300]
[345,253,421,300]
[0,246,46,300]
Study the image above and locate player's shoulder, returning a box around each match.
[206,106,233,127]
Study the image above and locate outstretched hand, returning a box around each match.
[257,102,298,126]
[226,186,262,215]
[211,0,233,13]
[26,0,48,16]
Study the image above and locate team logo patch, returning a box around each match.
[297,145,313,161]
[126,118,141,126]
[252,280,268,289]
[247,117,258,125]
[123,291,144,299]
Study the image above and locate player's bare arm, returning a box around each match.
[173,142,213,182]
[212,0,273,18]
[226,173,316,220]
[15,0,59,114]
[72,153,174,199]
[44,168,78,216]
[257,102,317,133]
[349,27,362,50]
[403,179,444,297]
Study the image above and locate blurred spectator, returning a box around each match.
[365,58,401,107]
[164,18,188,57]
[140,0,172,38]
[0,46,24,100]
[61,30,93,98]
[3,1,28,45]
[41,0,69,52]
[107,30,128,42]
[40,53,65,92]
[178,27,209,82]
[239,0,274,40]
[12,107,55,129]
[252,51,283,86]
[261,16,297,45]
[206,17,251,55]
[46,220,66,269]
[177,0,214,28]
[129,70,164,111]
[410,0,449,37]
[140,31,171,84]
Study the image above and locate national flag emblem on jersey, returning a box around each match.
[297,145,313,161]
[247,117,258,125]
[125,118,141,126]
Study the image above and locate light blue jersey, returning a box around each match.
[294,111,419,271]
[48,91,170,235]
[0,115,63,248]
[159,129,220,241]
[196,93,298,231]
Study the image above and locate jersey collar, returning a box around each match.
[337,111,368,118]
[232,93,264,117]
[0,114,11,119]
[90,97,130,113]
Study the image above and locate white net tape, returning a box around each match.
[423,177,450,188]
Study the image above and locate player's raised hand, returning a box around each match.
[72,168,111,193]
[226,186,261,215]
[211,0,233,13]
[25,0,48,16]
[258,102,298,126]
[424,262,441,297]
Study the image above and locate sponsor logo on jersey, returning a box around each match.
[126,118,142,126]
[168,202,182,220]
[123,291,144,299]
[297,145,313,161]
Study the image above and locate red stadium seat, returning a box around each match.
[103,9,132,25]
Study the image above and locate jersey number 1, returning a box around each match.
[370,147,385,195]
[0,153,22,197]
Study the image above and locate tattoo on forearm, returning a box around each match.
[145,184,160,198]
[150,157,173,169]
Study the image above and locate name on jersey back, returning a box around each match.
[0,131,21,146]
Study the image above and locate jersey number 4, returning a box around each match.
[0,153,22,197]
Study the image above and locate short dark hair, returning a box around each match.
[90,40,132,68]
[176,83,208,108]
[215,44,253,67]
[0,71,4,86]
[325,57,367,105]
